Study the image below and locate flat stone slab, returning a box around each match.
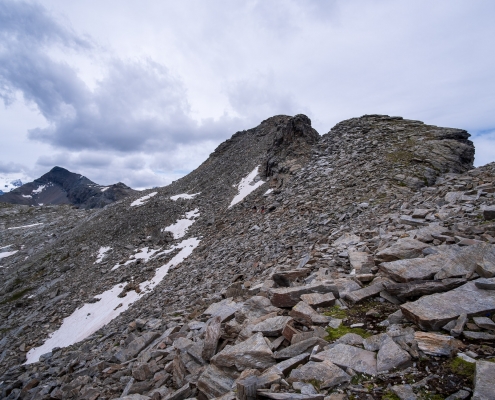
[211,332,275,371]
[312,343,377,376]
[270,282,339,308]
[473,317,495,331]
[288,360,350,389]
[343,282,384,303]
[376,238,429,262]
[300,292,336,308]
[273,337,328,360]
[475,278,495,290]
[251,316,293,337]
[197,364,238,399]
[401,280,495,330]
[348,251,374,273]
[414,332,461,356]
[462,331,495,340]
[258,392,324,400]
[377,335,411,372]
[203,298,242,322]
[473,360,495,399]
[289,301,330,326]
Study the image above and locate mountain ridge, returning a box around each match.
[0,114,494,399]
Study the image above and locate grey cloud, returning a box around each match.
[0,0,238,156]
[0,161,25,173]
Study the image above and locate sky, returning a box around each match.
[1,0,494,189]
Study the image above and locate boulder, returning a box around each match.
[401,280,495,330]
[251,316,293,336]
[288,360,350,389]
[211,332,276,371]
[197,365,238,399]
[312,344,377,376]
[273,337,328,360]
[289,302,330,326]
[375,238,429,262]
[473,360,495,400]
[414,332,461,356]
[300,292,336,308]
[269,282,339,308]
[376,335,411,372]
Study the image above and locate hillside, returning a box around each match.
[0,166,136,209]
[1,114,494,399]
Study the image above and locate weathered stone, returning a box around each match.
[376,238,429,262]
[414,332,461,356]
[462,331,495,340]
[380,257,443,282]
[273,337,328,360]
[252,316,293,336]
[263,353,310,377]
[288,360,350,389]
[211,332,275,371]
[203,298,241,322]
[202,316,222,361]
[401,280,495,330]
[270,282,339,308]
[483,205,495,220]
[235,296,280,323]
[377,335,411,372]
[445,389,470,400]
[312,344,377,376]
[115,332,160,362]
[335,333,364,346]
[391,384,417,400]
[271,269,310,286]
[384,278,466,299]
[300,292,336,308]
[450,313,468,337]
[290,301,330,326]
[476,246,495,278]
[197,365,238,399]
[132,363,153,381]
[343,281,384,303]
[473,360,495,400]
[473,316,495,331]
[475,277,495,290]
[399,215,428,227]
[258,392,324,400]
[348,251,374,273]
[164,382,194,400]
[291,331,315,344]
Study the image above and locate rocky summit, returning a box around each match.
[1,114,495,400]
[0,166,136,209]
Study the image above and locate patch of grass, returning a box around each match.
[325,325,371,341]
[382,391,401,400]
[449,357,475,380]
[350,373,373,385]
[306,379,321,391]
[0,287,32,304]
[323,305,347,319]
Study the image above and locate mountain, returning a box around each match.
[0,114,494,399]
[0,166,137,209]
[0,176,23,195]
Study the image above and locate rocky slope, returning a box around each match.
[0,166,136,209]
[1,114,494,400]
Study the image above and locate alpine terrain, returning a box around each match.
[1,114,495,400]
[0,167,136,209]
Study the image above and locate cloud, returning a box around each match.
[472,130,495,167]
[0,161,26,174]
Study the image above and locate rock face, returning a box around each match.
[0,166,136,209]
[2,114,495,400]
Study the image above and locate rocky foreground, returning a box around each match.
[1,115,495,399]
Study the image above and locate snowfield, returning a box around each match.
[0,250,18,259]
[25,237,200,364]
[94,247,112,264]
[162,209,200,239]
[130,192,157,207]
[170,193,200,201]
[8,223,43,230]
[228,166,265,208]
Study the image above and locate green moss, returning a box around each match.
[323,305,347,319]
[306,379,321,391]
[449,357,475,380]
[382,391,400,400]
[325,325,371,341]
[0,287,31,304]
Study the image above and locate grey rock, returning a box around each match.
[197,364,238,399]
[483,205,495,220]
[300,292,336,308]
[376,238,429,262]
[211,332,275,371]
[473,360,495,400]
[273,337,328,360]
[312,344,377,376]
[290,301,330,326]
[288,360,350,389]
[391,384,417,400]
[252,316,293,336]
[401,280,495,330]
[270,282,339,308]
[414,332,461,356]
[377,335,411,372]
[473,316,495,331]
[475,277,495,290]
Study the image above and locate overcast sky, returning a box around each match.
[1,0,494,189]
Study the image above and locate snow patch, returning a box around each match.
[130,192,157,207]
[162,209,200,239]
[100,187,109,192]
[8,223,43,230]
[22,194,32,198]
[228,166,265,208]
[26,237,200,364]
[264,188,274,196]
[170,192,200,201]
[32,185,46,194]
[94,247,112,264]
[0,250,18,259]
